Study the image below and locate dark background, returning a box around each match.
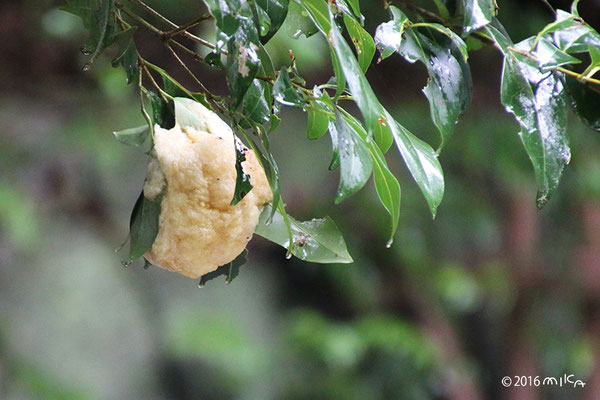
[2,0,600,399]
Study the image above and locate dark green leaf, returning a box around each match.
[205,51,225,68]
[385,110,444,217]
[127,190,162,263]
[243,80,271,125]
[145,90,173,129]
[327,6,443,215]
[399,21,472,149]
[298,0,331,33]
[84,0,116,66]
[342,111,401,246]
[515,36,580,71]
[565,75,600,132]
[344,14,375,73]
[256,0,289,42]
[461,0,494,34]
[328,119,340,170]
[255,205,353,263]
[231,139,254,205]
[254,3,272,37]
[487,25,571,209]
[273,67,305,107]
[226,18,262,106]
[199,249,248,286]
[113,125,149,146]
[333,111,373,204]
[327,11,393,152]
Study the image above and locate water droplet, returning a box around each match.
[121,261,132,268]
[385,238,393,248]
[82,63,91,72]
[80,46,91,56]
[285,253,292,260]
[198,282,205,288]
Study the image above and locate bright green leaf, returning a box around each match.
[344,14,375,73]
[255,205,353,264]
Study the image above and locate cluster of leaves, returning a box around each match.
[64,0,600,284]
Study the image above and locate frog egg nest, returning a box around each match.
[143,100,272,279]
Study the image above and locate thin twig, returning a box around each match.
[163,14,213,40]
[164,42,214,99]
[127,0,224,53]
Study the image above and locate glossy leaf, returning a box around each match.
[342,112,401,245]
[551,10,600,54]
[273,67,305,107]
[113,125,149,146]
[327,7,443,215]
[199,249,248,286]
[385,110,444,217]
[374,6,409,60]
[298,0,330,33]
[565,75,600,132]
[227,18,262,106]
[328,119,341,170]
[255,206,353,264]
[515,37,580,72]
[344,14,375,73]
[285,0,319,38]
[327,11,393,152]
[307,102,330,140]
[487,25,571,209]
[243,80,271,125]
[333,111,373,204]
[256,0,289,42]
[127,190,162,263]
[231,139,254,205]
[461,0,494,34]
[394,16,472,149]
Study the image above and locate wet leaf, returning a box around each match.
[285,0,319,38]
[565,75,600,132]
[328,7,443,215]
[333,111,373,204]
[461,0,494,34]
[327,11,393,152]
[111,27,138,84]
[256,0,289,42]
[548,10,600,54]
[515,36,580,71]
[389,12,472,149]
[307,101,331,140]
[243,80,271,125]
[127,190,162,262]
[199,249,248,286]
[342,111,401,245]
[113,125,149,146]
[231,139,254,205]
[227,18,262,106]
[273,67,305,107]
[344,14,375,73]
[374,6,409,61]
[256,205,353,263]
[487,25,571,209]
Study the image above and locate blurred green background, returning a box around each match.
[2,1,600,399]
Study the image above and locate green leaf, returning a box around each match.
[328,118,341,171]
[285,0,319,38]
[273,67,305,107]
[256,0,289,42]
[307,101,330,140]
[397,19,472,149]
[127,190,162,263]
[461,0,494,34]
[374,6,409,60]
[342,111,401,246]
[242,80,271,125]
[565,75,600,132]
[255,205,353,263]
[385,110,444,217]
[343,14,375,73]
[198,249,248,286]
[327,7,443,215]
[110,27,138,84]
[145,90,173,129]
[231,139,254,205]
[333,110,373,204]
[113,125,149,146]
[327,11,393,152]
[297,0,331,33]
[346,0,361,18]
[551,10,600,54]
[487,25,571,209]
[516,36,581,71]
